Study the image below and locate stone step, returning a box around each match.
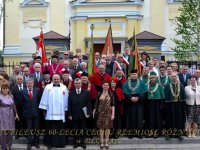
[11,143,200,150]
[13,136,200,145]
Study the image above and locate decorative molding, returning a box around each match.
[71,11,142,19]
[22,7,47,26]
[70,0,144,7]
[2,45,21,55]
[20,0,49,7]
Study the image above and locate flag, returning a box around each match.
[102,23,113,55]
[88,25,96,76]
[36,31,46,64]
[128,28,141,76]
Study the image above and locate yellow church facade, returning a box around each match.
[3,0,182,64]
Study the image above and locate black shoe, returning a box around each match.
[137,135,143,139]
[178,136,184,141]
[26,144,31,150]
[35,143,40,149]
[73,144,79,149]
[128,136,133,139]
[47,145,52,149]
[81,144,86,149]
[165,136,170,140]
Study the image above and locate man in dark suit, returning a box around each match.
[123,47,130,77]
[30,63,44,92]
[178,65,191,87]
[23,67,31,85]
[68,78,92,149]
[11,75,26,139]
[71,58,82,73]
[106,54,114,76]
[22,78,41,150]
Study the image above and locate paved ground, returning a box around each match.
[10,136,200,150]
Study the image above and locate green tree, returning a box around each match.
[173,0,200,61]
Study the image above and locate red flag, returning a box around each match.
[102,24,113,55]
[36,31,46,64]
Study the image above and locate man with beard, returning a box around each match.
[123,69,147,139]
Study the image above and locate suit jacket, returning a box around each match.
[106,61,114,76]
[23,75,30,85]
[68,89,92,120]
[178,73,191,87]
[71,65,82,74]
[30,72,44,86]
[21,87,41,118]
[11,84,26,107]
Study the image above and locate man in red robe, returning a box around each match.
[115,69,127,88]
[29,56,46,74]
[90,64,111,92]
[48,55,63,77]
[61,69,74,92]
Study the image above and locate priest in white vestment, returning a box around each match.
[39,74,68,149]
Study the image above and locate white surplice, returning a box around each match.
[39,83,68,122]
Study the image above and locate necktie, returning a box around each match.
[19,85,22,91]
[184,74,186,82]
[77,89,80,95]
[36,73,40,81]
[29,90,33,100]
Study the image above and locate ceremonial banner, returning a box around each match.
[128,29,141,76]
[36,31,46,64]
[102,24,113,55]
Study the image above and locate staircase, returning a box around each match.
[11,136,200,150]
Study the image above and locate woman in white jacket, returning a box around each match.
[185,75,200,138]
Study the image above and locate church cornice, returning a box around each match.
[71,11,143,20]
[70,0,144,7]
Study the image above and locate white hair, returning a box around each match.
[34,63,41,68]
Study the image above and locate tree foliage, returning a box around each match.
[173,0,200,61]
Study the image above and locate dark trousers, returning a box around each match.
[45,120,66,148]
[72,119,86,145]
[25,117,39,145]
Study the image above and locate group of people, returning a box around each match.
[0,47,200,150]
